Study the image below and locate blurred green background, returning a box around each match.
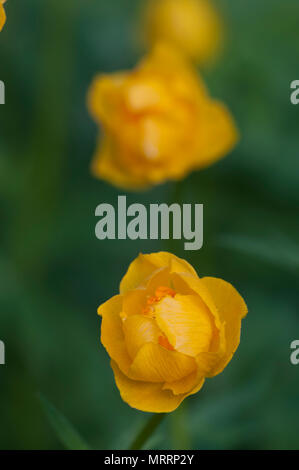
[0,0,299,450]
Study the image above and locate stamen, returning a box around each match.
[155,286,176,299]
[142,286,176,318]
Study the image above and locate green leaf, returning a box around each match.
[38,394,91,450]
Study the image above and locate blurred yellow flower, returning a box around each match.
[98,252,247,413]
[88,44,238,190]
[144,0,222,64]
[0,0,6,32]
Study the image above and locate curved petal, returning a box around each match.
[188,376,206,396]
[129,342,196,383]
[122,287,148,318]
[199,277,248,376]
[87,74,127,127]
[202,277,248,322]
[123,315,160,359]
[120,254,160,294]
[120,252,198,294]
[98,295,132,375]
[111,360,186,413]
[171,272,227,376]
[144,0,221,64]
[91,137,150,190]
[139,43,208,103]
[124,75,173,114]
[195,350,226,377]
[163,371,199,395]
[197,100,239,168]
[0,3,5,32]
[154,294,213,356]
[145,267,171,295]
[171,272,224,343]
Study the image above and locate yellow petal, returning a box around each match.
[129,342,196,383]
[98,295,132,375]
[139,43,207,102]
[200,277,248,376]
[154,294,213,356]
[140,115,180,161]
[122,287,148,318]
[171,272,228,376]
[87,74,127,127]
[91,137,150,190]
[111,360,185,413]
[120,252,198,294]
[195,350,226,377]
[188,376,206,396]
[163,371,201,395]
[123,315,160,359]
[120,254,160,294]
[144,0,222,64]
[202,277,248,321]
[171,272,223,339]
[197,100,239,168]
[0,2,6,31]
[125,76,172,113]
[145,267,171,294]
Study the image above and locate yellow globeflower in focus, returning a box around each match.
[144,0,222,64]
[98,252,248,413]
[0,0,6,32]
[88,44,238,190]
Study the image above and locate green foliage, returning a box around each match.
[0,0,299,450]
[39,394,91,450]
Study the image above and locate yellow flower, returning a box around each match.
[144,0,222,64]
[88,44,238,190]
[0,0,6,32]
[98,252,247,413]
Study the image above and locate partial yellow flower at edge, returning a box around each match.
[98,252,248,413]
[88,44,238,191]
[0,0,6,32]
[143,0,223,64]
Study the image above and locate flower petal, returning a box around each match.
[87,74,127,127]
[98,295,132,375]
[111,360,186,413]
[197,100,239,167]
[123,315,160,359]
[195,350,225,377]
[171,272,228,376]
[144,0,222,64]
[200,277,248,376]
[171,272,223,347]
[188,376,206,396]
[125,76,173,113]
[91,137,150,190]
[129,342,196,383]
[0,1,6,32]
[145,266,171,293]
[122,287,148,318]
[139,43,207,102]
[154,294,213,356]
[120,252,198,294]
[163,371,201,395]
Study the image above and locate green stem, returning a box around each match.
[171,402,191,450]
[129,414,166,450]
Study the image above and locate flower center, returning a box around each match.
[142,286,176,316]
